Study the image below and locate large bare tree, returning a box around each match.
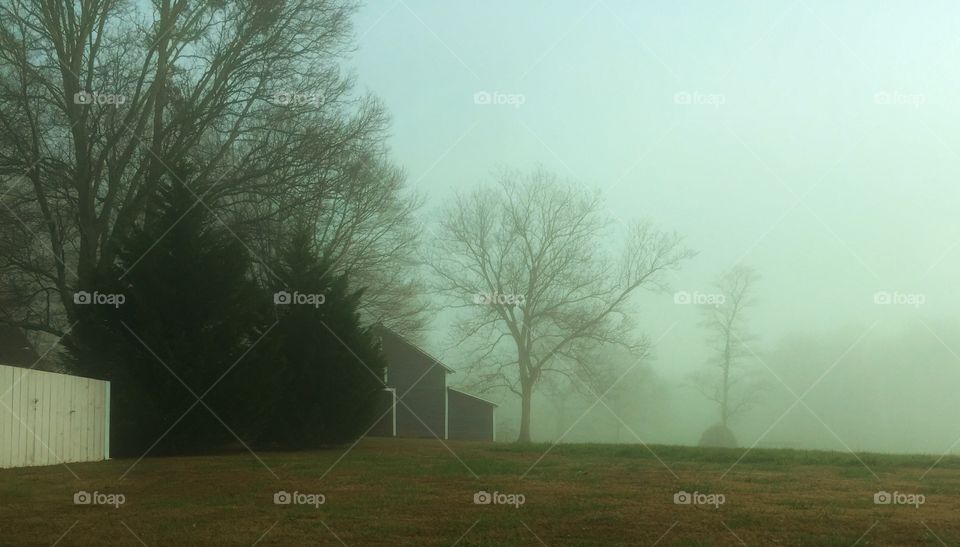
[430,168,693,442]
[0,0,424,337]
[692,265,764,429]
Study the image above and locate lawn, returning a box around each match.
[2,438,960,546]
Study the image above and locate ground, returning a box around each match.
[2,438,960,546]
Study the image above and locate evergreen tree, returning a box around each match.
[261,227,386,448]
[68,170,269,455]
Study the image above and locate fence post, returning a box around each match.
[103,381,111,461]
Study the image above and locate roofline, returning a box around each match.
[447,387,499,407]
[375,324,455,374]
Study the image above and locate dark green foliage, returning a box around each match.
[258,227,386,448]
[68,172,269,456]
[67,177,385,454]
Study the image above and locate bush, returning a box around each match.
[698,424,738,448]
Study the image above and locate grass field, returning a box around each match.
[3,438,960,546]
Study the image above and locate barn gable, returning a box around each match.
[376,327,450,438]
[370,326,496,441]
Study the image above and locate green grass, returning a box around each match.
[494,441,960,468]
[1,438,959,545]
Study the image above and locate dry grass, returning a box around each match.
[2,438,960,545]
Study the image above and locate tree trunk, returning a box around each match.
[517,379,533,443]
[721,334,731,427]
[555,399,565,440]
[721,363,729,427]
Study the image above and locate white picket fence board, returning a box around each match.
[0,364,110,469]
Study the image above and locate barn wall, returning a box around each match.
[380,334,447,438]
[368,389,396,437]
[447,390,495,442]
[0,364,110,469]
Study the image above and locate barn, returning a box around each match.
[369,326,496,441]
[447,388,497,441]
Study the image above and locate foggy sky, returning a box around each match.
[348,1,960,452]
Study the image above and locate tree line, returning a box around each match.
[0,0,411,455]
[0,0,760,450]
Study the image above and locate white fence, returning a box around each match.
[0,364,110,469]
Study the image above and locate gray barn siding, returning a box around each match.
[368,389,396,437]
[447,389,495,441]
[379,331,447,439]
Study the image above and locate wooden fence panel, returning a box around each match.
[0,364,110,469]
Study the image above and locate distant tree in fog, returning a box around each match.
[692,266,764,430]
[429,168,693,442]
[574,345,661,443]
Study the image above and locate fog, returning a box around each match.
[350,1,960,453]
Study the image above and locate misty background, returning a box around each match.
[348,0,960,453]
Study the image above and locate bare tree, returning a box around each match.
[692,266,764,428]
[542,345,655,443]
[574,344,660,443]
[429,168,693,442]
[0,0,424,336]
[247,153,428,333]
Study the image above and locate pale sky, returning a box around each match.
[347,1,960,448]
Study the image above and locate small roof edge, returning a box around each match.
[374,324,456,373]
[447,386,499,407]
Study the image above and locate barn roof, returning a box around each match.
[375,324,455,374]
[448,387,499,407]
